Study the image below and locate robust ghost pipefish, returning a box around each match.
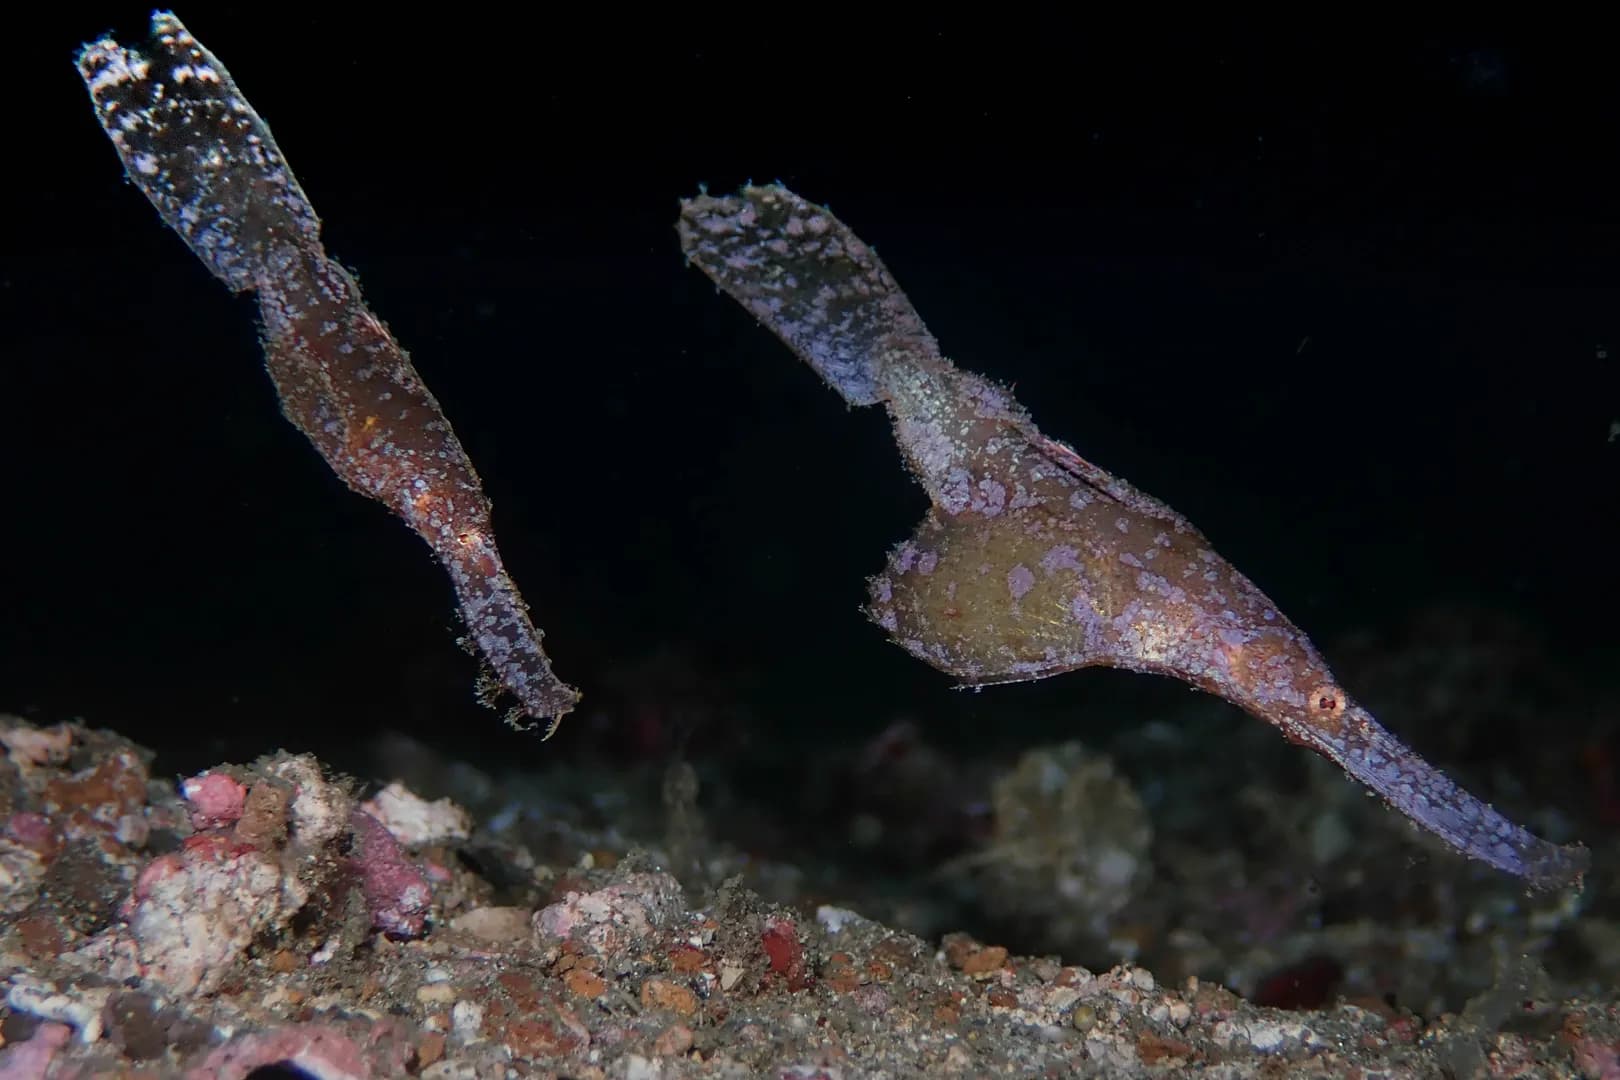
[679,184,1588,890]
[77,13,579,731]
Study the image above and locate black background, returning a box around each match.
[4,12,1616,784]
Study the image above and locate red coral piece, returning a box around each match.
[762,917,811,991]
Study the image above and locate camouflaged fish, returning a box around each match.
[679,184,1588,890]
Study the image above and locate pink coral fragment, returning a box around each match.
[181,771,247,830]
[186,1022,413,1080]
[347,809,431,938]
[0,1021,72,1080]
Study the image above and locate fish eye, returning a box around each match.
[1310,685,1346,716]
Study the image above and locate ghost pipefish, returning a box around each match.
[678,184,1588,890]
[76,13,579,732]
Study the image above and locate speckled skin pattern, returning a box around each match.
[679,184,1588,890]
[77,13,578,731]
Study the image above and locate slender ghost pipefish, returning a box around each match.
[77,13,579,732]
[678,183,1588,891]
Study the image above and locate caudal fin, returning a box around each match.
[678,185,939,407]
[77,13,320,294]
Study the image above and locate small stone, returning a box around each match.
[503,1001,589,1058]
[11,914,65,960]
[960,945,1009,978]
[669,944,706,974]
[417,983,456,1005]
[451,1000,484,1041]
[417,1032,446,1068]
[640,978,698,1017]
[823,953,861,993]
[362,782,472,847]
[233,781,289,849]
[1072,1004,1098,1032]
[652,1023,694,1056]
[447,906,528,939]
[565,969,607,999]
[102,990,169,1062]
[0,723,72,767]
